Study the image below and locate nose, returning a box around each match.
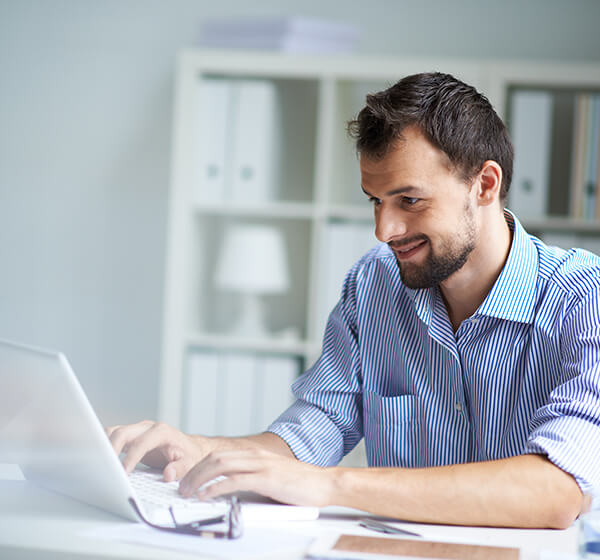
[374,205,407,243]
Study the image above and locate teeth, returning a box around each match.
[399,242,421,253]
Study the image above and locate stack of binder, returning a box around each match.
[570,93,600,221]
[508,89,600,222]
[195,78,281,205]
[184,350,298,437]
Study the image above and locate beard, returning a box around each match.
[392,204,477,289]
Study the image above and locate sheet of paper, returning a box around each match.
[82,523,314,559]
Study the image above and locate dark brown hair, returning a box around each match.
[347,72,514,200]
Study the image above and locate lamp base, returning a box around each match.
[229,293,270,338]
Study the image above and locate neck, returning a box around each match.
[440,209,512,332]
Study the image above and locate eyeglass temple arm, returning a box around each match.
[127,497,243,539]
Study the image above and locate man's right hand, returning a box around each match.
[106,420,214,482]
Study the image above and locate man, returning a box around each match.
[108,72,600,529]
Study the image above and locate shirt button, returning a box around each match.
[455,402,463,412]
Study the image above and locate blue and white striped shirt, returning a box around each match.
[268,212,600,492]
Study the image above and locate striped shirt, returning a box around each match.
[268,211,600,493]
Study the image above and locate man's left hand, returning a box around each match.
[178,447,335,507]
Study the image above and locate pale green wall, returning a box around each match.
[0,0,598,424]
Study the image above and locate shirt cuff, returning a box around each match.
[524,416,600,493]
[266,399,345,466]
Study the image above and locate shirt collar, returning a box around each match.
[406,209,539,326]
[476,209,538,324]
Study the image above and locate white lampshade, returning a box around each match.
[215,223,290,294]
[214,223,290,337]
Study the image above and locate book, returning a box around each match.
[508,90,553,220]
[307,533,520,560]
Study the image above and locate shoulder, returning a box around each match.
[534,237,600,302]
[345,243,399,287]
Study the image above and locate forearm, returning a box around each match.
[194,431,296,459]
[330,454,583,529]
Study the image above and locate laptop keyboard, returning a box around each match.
[129,469,228,523]
[129,468,320,525]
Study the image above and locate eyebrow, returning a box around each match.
[361,185,423,198]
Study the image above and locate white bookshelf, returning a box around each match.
[158,50,600,434]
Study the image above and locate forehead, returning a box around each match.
[359,126,455,190]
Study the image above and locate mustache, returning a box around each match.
[388,235,429,250]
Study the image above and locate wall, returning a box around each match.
[0,0,599,425]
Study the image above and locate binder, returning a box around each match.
[541,232,577,252]
[508,90,553,220]
[318,222,377,338]
[570,94,591,219]
[548,91,575,217]
[230,80,280,203]
[184,350,220,436]
[220,352,258,436]
[583,95,600,220]
[543,232,600,257]
[254,355,298,430]
[194,79,232,204]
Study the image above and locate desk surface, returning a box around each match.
[0,477,579,560]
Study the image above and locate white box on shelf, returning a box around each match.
[508,90,553,220]
[199,17,359,53]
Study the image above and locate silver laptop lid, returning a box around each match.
[0,338,138,521]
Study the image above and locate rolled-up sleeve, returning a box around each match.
[524,288,600,492]
[267,267,365,466]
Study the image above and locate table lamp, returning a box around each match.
[214,223,290,337]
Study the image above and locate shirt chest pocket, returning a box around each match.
[363,390,425,468]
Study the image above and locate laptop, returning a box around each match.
[0,338,319,526]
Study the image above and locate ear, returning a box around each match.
[474,160,503,207]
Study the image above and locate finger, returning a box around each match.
[179,453,268,497]
[163,457,196,482]
[196,473,257,500]
[120,422,170,473]
[106,421,151,457]
[105,425,120,438]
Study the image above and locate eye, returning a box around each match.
[402,197,420,207]
[368,196,382,207]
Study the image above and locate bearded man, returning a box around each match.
[109,72,600,528]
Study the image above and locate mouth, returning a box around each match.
[390,239,428,261]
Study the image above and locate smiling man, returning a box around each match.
[108,72,600,529]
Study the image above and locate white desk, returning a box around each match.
[0,476,580,560]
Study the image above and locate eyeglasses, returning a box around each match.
[128,495,243,539]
